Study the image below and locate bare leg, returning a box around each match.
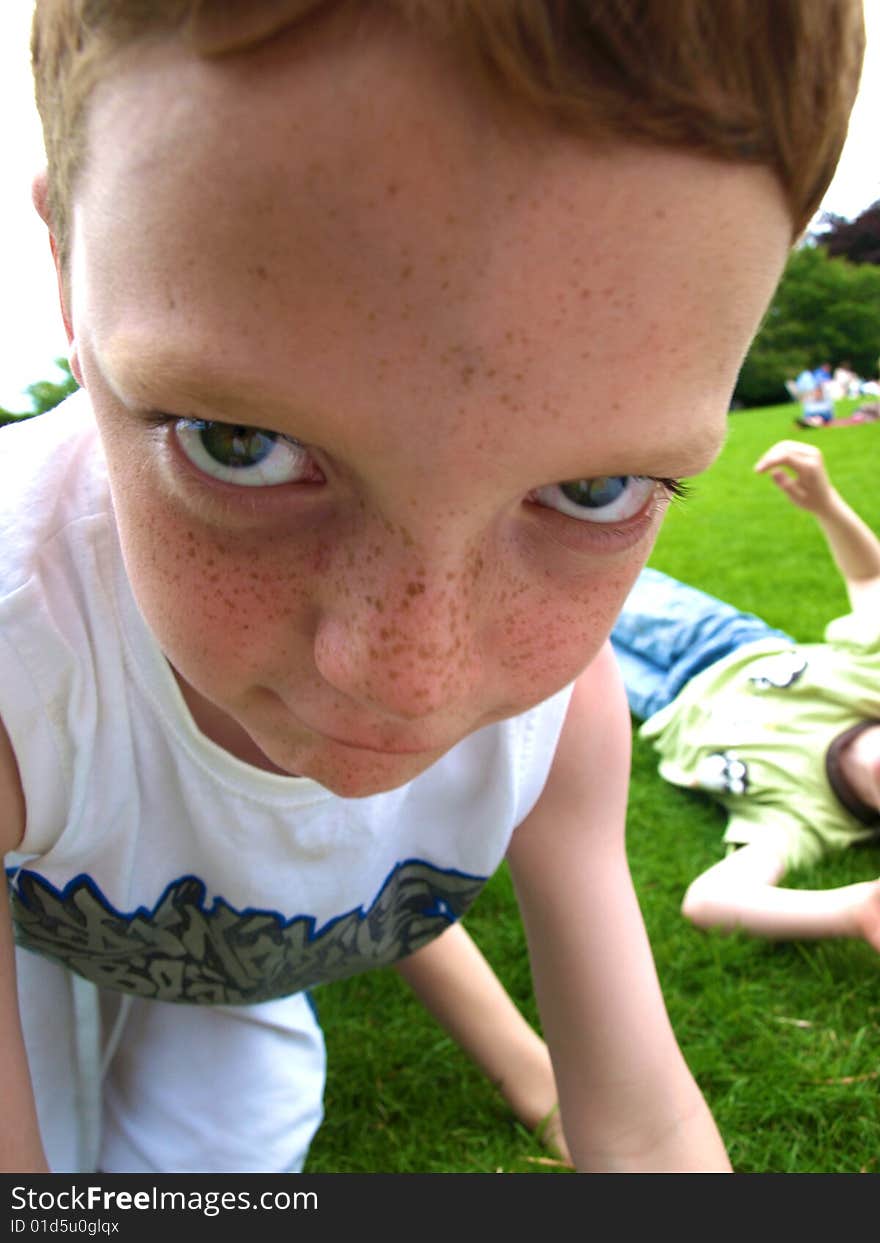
[393,921,571,1164]
[681,841,880,951]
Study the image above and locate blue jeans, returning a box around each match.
[610,568,794,721]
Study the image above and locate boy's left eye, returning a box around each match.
[173,419,319,487]
[530,475,658,523]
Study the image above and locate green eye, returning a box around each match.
[173,419,317,488]
[197,423,276,469]
[533,475,657,524]
[559,477,628,508]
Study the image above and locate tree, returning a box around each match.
[733,245,880,408]
[0,358,79,427]
[813,199,880,266]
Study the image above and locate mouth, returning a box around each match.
[261,688,459,761]
[318,730,439,758]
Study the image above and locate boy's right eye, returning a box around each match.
[173,419,322,487]
[530,475,660,523]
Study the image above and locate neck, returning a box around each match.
[172,669,293,776]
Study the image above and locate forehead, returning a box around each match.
[73,21,790,481]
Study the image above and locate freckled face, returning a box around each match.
[64,20,791,795]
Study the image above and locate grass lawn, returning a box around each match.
[305,398,880,1174]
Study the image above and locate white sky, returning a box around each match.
[1,2,878,410]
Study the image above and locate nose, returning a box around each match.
[312,559,484,721]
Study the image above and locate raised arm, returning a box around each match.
[0,714,49,1171]
[507,644,730,1173]
[754,440,880,610]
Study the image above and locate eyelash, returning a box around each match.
[659,478,691,503]
[524,475,691,556]
[529,475,690,519]
[144,412,323,489]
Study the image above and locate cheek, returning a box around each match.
[117,503,315,672]
[494,567,635,693]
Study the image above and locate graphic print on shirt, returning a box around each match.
[695,751,749,796]
[748,650,808,692]
[8,861,485,1005]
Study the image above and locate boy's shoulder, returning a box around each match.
[0,391,111,595]
[0,387,98,467]
[1,381,100,445]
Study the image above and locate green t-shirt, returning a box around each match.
[640,607,880,869]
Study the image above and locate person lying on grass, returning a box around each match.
[611,441,880,952]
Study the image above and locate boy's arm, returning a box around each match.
[754,440,880,611]
[0,714,49,1171]
[506,644,731,1173]
[393,920,570,1161]
[681,839,880,949]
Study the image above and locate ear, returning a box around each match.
[31,167,52,227]
[32,169,83,386]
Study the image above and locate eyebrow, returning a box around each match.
[647,416,729,479]
[101,344,316,440]
[646,440,725,479]
[104,346,265,413]
[587,421,727,482]
[104,340,728,480]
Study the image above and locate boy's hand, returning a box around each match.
[754,439,837,514]
[756,439,880,609]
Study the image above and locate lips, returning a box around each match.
[262,686,480,761]
[294,709,460,758]
[315,729,440,757]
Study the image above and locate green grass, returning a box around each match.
[305,398,880,1174]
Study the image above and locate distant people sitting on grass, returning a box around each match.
[797,398,880,430]
[827,402,880,428]
[786,361,880,428]
[787,363,835,426]
[611,440,880,954]
[828,361,880,402]
[833,363,856,398]
[832,361,862,399]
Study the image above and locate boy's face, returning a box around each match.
[59,20,790,796]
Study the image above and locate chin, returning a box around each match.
[301,760,434,799]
